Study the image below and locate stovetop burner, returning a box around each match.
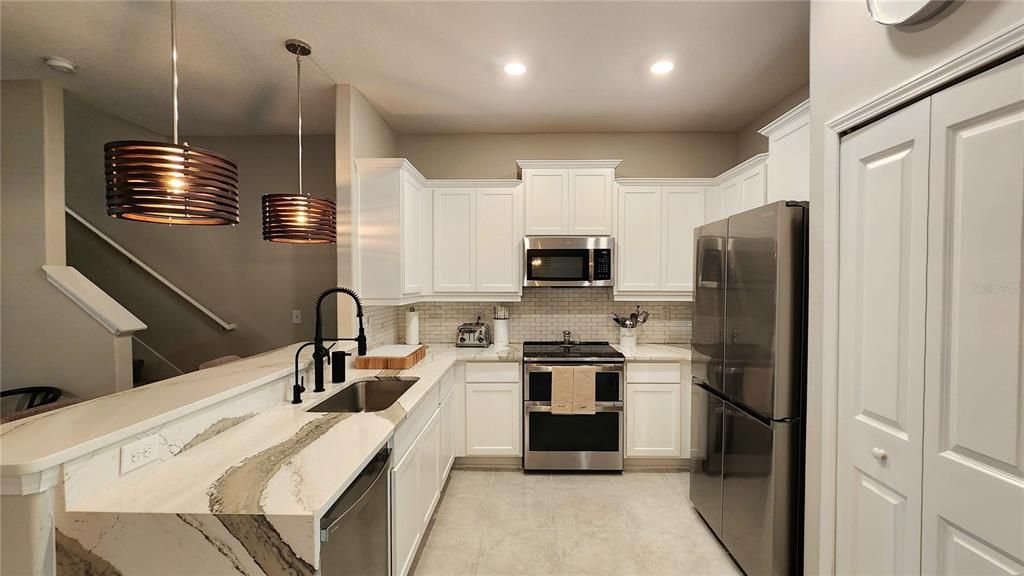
[522,341,625,363]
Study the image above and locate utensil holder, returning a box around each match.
[619,327,637,347]
[493,319,509,347]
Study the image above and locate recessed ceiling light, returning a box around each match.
[43,56,78,73]
[650,60,674,75]
[504,62,527,76]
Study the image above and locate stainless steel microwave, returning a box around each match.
[523,236,614,287]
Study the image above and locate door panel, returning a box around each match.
[617,186,662,291]
[626,382,682,457]
[740,166,766,212]
[663,186,705,292]
[836,98,930,575]
[402,175,423,294]
[692,220,728,393]
[476,187,521,292]
[525,169,568,235]
[465,382,520,455]
[569,169,612,235]
[923,57,1024,574]
[433,189,476,292]
[689,384,725,537]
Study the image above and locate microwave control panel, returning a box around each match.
[593,249,612,281]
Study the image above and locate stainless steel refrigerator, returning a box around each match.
[689,201,807,576]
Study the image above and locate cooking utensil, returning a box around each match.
[637,310,649,324]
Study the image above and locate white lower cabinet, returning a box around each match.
[439,387,456,480]
[465,382,521,456]
[392,443,422,576]
[624,361,689,459]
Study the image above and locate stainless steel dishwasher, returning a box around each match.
[320,445,391,575]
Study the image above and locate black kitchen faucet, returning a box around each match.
[292,286,368,404]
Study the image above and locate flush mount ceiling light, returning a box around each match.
[43,56,78,73]
[650,60,674,75]
[504,62,527,76]
[261,39,337,244]
[104,0,239,225]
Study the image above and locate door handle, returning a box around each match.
[872,447,888,462]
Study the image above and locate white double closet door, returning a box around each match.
[837,56,1024,575]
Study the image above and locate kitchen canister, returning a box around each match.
[619,327,637,348]
[405,306,419,345]
[493,319,509,347]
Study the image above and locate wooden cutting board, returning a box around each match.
[354,345,426,370]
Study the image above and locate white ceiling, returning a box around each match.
[1,1,809,136]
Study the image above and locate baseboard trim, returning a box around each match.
[624,458,690,472]
[453,456,522,470]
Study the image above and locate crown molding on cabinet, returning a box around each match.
[713,153,769,183]
[354,158,429,185]
[613,178,709,188]
[516,159,622,170]
[758,99,810,137]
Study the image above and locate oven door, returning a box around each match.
[524,248,592,287]
[524,404,624,471]
[524,363,623,402]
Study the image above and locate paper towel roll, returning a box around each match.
[405,308,419,345]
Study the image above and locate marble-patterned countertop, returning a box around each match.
[611,343,691,361]
[70,343,520,519]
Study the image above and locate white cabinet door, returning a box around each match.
[836,99,930,576]
[705,185,724,223]
[476,187,522,292]
[662,186,705,292]
[392,443,422,576]
[524,168,569,235]
[721,178,742,218]
[740,165,766,212]
[465,382,520,456]
[921,58,1024,576]
[417,410,441,527]
[626,382,682,458]
[402,174,423,295]
[433,189,476,292]
[569,168,613,235]
[439,389,455,482]
[618,186,662,291]
[765,114,810,203]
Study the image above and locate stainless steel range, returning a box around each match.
[522,335,625,471]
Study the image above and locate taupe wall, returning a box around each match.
[64,95,337,372]
[2,81,133,398]
[395,132,738,179]
[735,84,810,162]
[804,3,1024,573]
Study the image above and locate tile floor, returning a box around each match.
[411,470,743,576]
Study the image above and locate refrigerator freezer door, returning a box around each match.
[692,219,729,394]
[689,382,726,537]
[722,403,799,576]
[724,202,806,420]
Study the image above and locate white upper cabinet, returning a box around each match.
[432,184,523,295]
[714,154,768,220]
[759,100,809,204]
[616,180,705,298]
[355,159,430,305]
[519,160,620,236]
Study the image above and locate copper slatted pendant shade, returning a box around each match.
[104,1,239,225]
[262,40,336,244]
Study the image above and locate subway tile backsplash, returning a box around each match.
[371,288,692,346]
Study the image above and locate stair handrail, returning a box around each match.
[65,207,238,331]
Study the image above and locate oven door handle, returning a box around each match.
[525,364,624,373]
[525,402,623,413]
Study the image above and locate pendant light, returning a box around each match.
[261,40,337,244]
[104,0,239,225]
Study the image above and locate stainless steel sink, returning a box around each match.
[307,376,419,413]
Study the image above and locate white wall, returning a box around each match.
[395,131,738,179]
[805,2,1024,573]
[1,80,132,398]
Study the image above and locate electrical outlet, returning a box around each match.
[291,309,302,324]
[120,434,159,475]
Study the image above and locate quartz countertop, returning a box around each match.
[68,343,521,519]
[612,343,691,361]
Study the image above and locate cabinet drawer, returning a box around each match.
[465,362,519,383]
[626,362,681,384]
[394,384,440,463]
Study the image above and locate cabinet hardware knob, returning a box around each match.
[872,447,888,462]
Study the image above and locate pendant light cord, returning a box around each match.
[297,53,303,197]
[170,0,179,145]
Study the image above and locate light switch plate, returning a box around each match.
[291,309,302,324]
[120,434,159,475]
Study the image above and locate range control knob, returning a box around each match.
[459,336,466,343]
[477,335,485,343]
